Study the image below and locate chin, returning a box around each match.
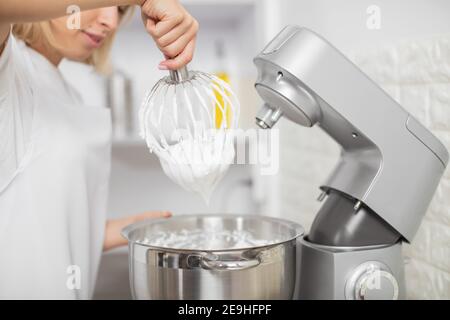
[66,51,94,63]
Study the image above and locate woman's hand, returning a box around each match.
[103,210,172,251]
[140,0,198,70]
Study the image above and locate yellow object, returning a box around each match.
[214,72,232,129]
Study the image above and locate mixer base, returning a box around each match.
[296,236,406,300]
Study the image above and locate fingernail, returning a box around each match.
[158,64,168,70]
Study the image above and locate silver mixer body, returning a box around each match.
[254,26,449,299]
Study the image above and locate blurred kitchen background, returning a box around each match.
[59,0,450,299]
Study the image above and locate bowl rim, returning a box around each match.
[121,213,305,252]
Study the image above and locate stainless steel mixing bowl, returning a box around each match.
[121,214,304,300]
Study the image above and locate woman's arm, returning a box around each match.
[0,0,198,69]
[0,0,141,54]
[0,0,141,24]
[103,211,171,251]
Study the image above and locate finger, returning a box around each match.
[156,16,194,48]
[161,37,196,70]
[137,211,172,221]
[145,17,156,36]
[158,21,197,59]
[148,13,184,39]
[141,0,185,38]
[147,211,171,218]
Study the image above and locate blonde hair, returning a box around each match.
[12,6,134,74]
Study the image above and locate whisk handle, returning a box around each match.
[169,66,190,82]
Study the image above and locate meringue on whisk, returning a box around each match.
[139,66,240,203]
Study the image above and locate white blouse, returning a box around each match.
[0,32,112,299]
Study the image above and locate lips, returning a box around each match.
[82,31,105,48]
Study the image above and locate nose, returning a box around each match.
[97,7,119,32]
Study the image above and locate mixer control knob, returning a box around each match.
[345,261,399,300]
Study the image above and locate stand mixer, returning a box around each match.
[253,26,449,299]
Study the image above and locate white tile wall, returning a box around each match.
[279,35,450,299]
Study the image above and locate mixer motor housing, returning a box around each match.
[254,26,449,300]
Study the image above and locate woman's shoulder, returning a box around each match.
[0,31,17,74]
[0,32,38,86]
[0,32,34,101]
[0,32,31,66]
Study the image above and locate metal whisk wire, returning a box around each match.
[138,66,240,202]
[139,68,240,157]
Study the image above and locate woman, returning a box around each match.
[0,0,198,299]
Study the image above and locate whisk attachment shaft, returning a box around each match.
[169,66,190,83]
